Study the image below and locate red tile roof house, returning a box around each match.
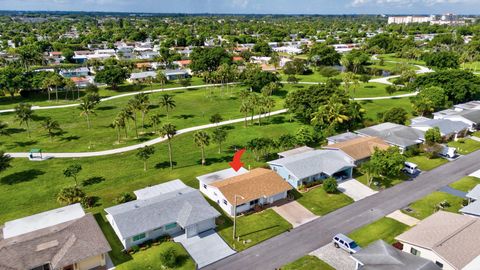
[0,204,111,270]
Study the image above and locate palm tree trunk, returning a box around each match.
[168,140,173,169]
[26,121,31,138]
[133,114,138,138]
[86,114,91,129]
[244,113,248,128]
[144,161,147,171]
[117,127,121,143]
[55,86,58,102]
[218,143,222,154]
[201,147,205,166]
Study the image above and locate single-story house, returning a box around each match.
[268,149,355,189]
[453,100,480,111]
[460,184,480,217]
[105,179,220,249]
[327,132,362,145]
[277,146,314,158]
[59,67,90,78]
[164,69,190,81]
[128,71,157,83]
[396,211,480,270]
[323,136,390,164]
[70,76,93,88]
[433,109,480,132]
[351,240,440,270]
[356,122,425,152]
[410,117,469,141]
[0,204,111,270]
[197,168,292,216]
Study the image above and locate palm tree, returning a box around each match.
[14,103,34,138]
[159,94,176,118]
[159,123,177,170]
[150,113,162,134]
[361,161,378,187]
[78,97,96,129]
[0,121,8,136]
[127,98,141,138]
[156,71,167,90]
[264,97,275,120]
[118,110,130,139]
[194,131,210,166]
[63,164,82,187]
[212,128,227,153]
[0,151,12,173]
[57,186,85,205]
[136,145,155,171]
[135,93,150,129]
[240,101,250,128]
[42,117,61,142]
[112,115,125,143]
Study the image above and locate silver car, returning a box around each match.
[332,233,361,254]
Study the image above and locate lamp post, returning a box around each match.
[233,194,245,241]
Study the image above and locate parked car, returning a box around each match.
[403,162,419,175]
[332,234,361,254]
[439,145,457,159]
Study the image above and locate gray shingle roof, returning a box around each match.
[327,132,361,144]
[460,201,480,217]
[352,240,440,270]
[356,123,425,148]
[460,110,480,124]
[411,119,469,136]
[277,146,314,158]
[267,150,355,180]
[466,184,480,201]
[105,185,220,239]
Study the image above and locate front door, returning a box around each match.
[63,265,74,270]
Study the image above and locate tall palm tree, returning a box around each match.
[127,98,141,138]
[159,94,176,119]
[135,93,150,129]
[194,131,210,166]
[150,113,162,134]
[159,123,177,170]
[156,71,167,91]
[112,115,126,143]
[14,103,34,138]
[42,117,61,142]
[240,101,250,128]
[78,97,96,129]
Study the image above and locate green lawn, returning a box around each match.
[348,217,410,247]
[355,171,408,191]
[471,131,480,138]
[359,97,414,122]
[0,118,303,224]
[282,256,334,270]
[449,176,480,192]
[402,191,465,220]
[377,54,426,66]
[448,139,480,155]
[407,155,448,171]
[349,82,411,98]
[0,85,286,152]
[217,209,292,251]
[293,188,353,216]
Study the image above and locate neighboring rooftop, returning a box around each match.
[460,201,480,217]
[323,137,390,161]
[356,122,425,148]
[210,168,292,205]
[351,240,440,270]
[3,204,85,239]
[268,150,354,180]
[105,181,220,239]
[454,100,480,111]
[277,146,314,158]
[0,212,111,270]
[396,211,480,269]
[327,132,361,144]
[466,185,480,200]
[197,167,249,185]
[459,110,480,124]
[410,118,469,136]
[134,179,186,200]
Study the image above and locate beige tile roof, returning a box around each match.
[210,168,292,205]
[324,136,390,161]
[396,211,480,269]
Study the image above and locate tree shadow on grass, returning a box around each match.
[199,156,231,166]
[1,169,45,185]
[97,106,117,111]
[239,225,280,238]
[5,128,24,135]
[365,85,376,89]
[60,135,80,142]
[82,176,106,186]
[14,141,38,147]
[155,161,178,169]
[273,89,288,98]
[174,114,195,120]
[31,115,48,121]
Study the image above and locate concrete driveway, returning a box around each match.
[272,201,318,227]
[310,243,356,270]
[174,230,235,268]
[338,179,377,201]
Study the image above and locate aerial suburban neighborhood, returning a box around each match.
[0,1,480,269]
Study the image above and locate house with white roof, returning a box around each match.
[410,117,469,141]
[356,122,425,152]
[268,149,355,189]
[105,179,220,249]
[460,184,480,217]
[433,109,480,132]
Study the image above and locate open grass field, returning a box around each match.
[348,217,410,247]
[0,85,286,152]
[449,176,480,192]
[282,256,335,270]
[402,191,465,220]
[359,97,414,122]
[293,188,353,216]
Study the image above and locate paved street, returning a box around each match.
[204,151,480,270]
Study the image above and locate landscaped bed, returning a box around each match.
[293,187,353,216]
[348,217,409,247]
[282,255,334,270]
[449,176,480,192]
[401,191,465,220]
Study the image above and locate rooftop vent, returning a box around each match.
[36,240,59,252]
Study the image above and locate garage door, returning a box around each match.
[187,218,216,238]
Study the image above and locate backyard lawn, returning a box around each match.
[293,188,353,216]
[359,97,414,121]
[348,217,410,247]
[402,191,465,220]
[449,176,480,192]
[448,139,480,155]
[217,209,292,251]
[407,155,448,171]
[282,256,334,270]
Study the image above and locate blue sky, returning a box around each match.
[0,0,478,14]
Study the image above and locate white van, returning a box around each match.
[403,162,419,175]
[439,145,457,159]
[332,234,361,254]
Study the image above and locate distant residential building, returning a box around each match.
[163,69,190,81]
[128,71,157,83]
[105,180,220,249]
[356,123,425,152]
[410,117,470,141]
[0,204,111,270]
[396,211,480,270]
[333,43,361,53]
[60,67,90,78]
[197,168,292,216]
[388,16,433,25]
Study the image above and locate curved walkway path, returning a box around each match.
[7,109,287,158]
[0,83,236,114]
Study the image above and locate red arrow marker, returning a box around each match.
[229,149,246,172]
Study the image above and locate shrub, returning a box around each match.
[323,177,338,194]
[57,186,86,205]
[160,247,178,268]
[129,245,140,254]
[115,192,136,204]
[81,196,97,208]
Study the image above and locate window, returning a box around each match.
[132,233,146,242]
[153,227,162,231]
[165,223,177,230]
[435,261,443,268]
[410,247,420,256]
[30,264,51,270]
[223,199,228,205]
[203,184,207,189]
